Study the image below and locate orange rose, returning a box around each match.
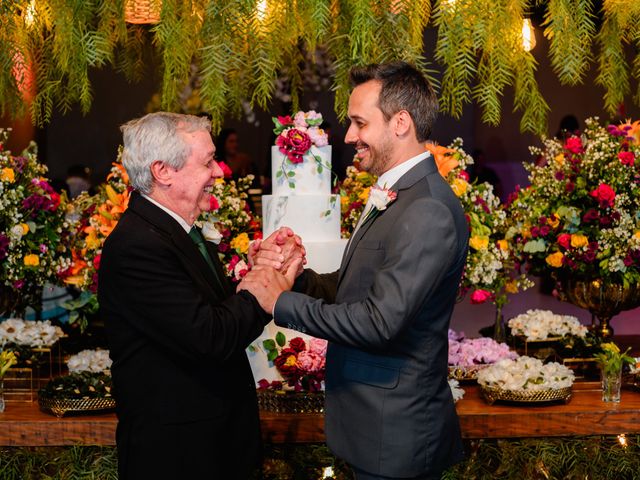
[425,143,458,177]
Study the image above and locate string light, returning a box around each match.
[321,466,334,479]
[618,433,628,448]
[256,0,268,22]
[522,18,536,52]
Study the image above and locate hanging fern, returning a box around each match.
[542,0,595,86]
[2,0,640,133]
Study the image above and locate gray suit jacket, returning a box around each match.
[274,158,468,478]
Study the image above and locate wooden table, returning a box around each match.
[2,382,639,446]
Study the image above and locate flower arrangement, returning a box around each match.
[272,110,330,188]
[67,348,112,374]
[448,329,518,367]
[426,140,533,309]
[339,163,377,238]
[198,171,261,281]
[477,356,575,391]
[0,318,64,348]
[508,309,588,341]
[256,331,327,392]
[39,371,112,400]
[595,342,634,377]
[506,117,640,285]
[0,129,71,314]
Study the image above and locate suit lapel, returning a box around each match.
[336,158,438,288]
[128,192,229,300]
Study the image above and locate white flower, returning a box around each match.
[508,309,586,340]
[477,356,574,391]
[201,221,223,244]
[9,224,25,240]
[0,318,63,348]
[449,379,465,402]
[67,349,112,374]
[368,185,397,211]
[233,259,249,280]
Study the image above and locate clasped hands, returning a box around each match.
[237,227,307,313]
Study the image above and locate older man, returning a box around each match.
[98,112,294,479]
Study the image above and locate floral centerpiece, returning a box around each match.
[272,110,330,188]
[66,348,112,374]
[477,356,575,404]
[198,168,261,282]
[0,318,64,367]
[0,129,71,315]
[339,163,377,238]
[508,309,587,341]
[448,329,518,367]
[256,331,327,392]
[506,118,640,336]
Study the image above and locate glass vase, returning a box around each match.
[493,304,506,343]
[600,366,622,403]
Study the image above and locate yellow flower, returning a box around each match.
[20,223,29,234]
[505,279,519,294]
[341,196,349,207]
[547,214,560,229]
[215,178,225,185]
[23,254,40,266]
[634,230,640,240]
[571,234,588,248]
[554,153,565,165]
[358,187,371,202]
[85,229,101,250]
[451,178,468,197]
[545,251,564,268]
[469,236,489,251]
[230,232,250,254]
[0,167,15,183]
[497,239,509,251]
[284,355,297,367]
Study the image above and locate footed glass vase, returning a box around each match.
[556,277,640,338]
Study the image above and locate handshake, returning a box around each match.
[237,227,307,314]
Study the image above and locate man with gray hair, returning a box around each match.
[98,112,296,479]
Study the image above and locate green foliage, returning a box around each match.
[3,1,640,133]
[61,291,99,333]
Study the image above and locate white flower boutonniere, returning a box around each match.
[362,185,397,224]
[199,220,223,244]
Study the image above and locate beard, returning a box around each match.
[361,132,394,177]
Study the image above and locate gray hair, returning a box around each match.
[120,112,212,194]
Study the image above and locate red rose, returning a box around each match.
[92,254,101,270]
[564,136,584,154]
[217,161,233,178]
[619,151,635,166]
[276,129,312,164]
[209,195,220,211]
[589,183,616,208]
[557,233,571,249]
[470,289,492,304]
[289,337,306,353]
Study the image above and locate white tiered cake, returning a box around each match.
[247,125,348,388]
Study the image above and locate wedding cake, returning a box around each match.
[248,111,348,388]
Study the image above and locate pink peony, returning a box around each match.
[296,351,325,373]
[308,338,328,356]
[276,128,312,164]
[307,126,329,147]
[470,289,492,304]
[293,112,308,129]
[589,183,616,208]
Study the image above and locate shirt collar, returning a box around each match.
[141,193,192,233]
[376,151,430,189]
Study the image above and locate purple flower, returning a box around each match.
[555,171,565,181]
[13,279,25,289]
[39,244,48,253]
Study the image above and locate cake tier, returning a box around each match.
[262,194,341,242]
[247,239,347,388]
[271,145,332,196]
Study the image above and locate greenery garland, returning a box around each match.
[1,436,639,479]
[2,1,640,134]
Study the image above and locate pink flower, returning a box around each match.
[589,183,616,208]
[557,233,571,249]
[293,112,308,129]
[209,195,220,211]
[564,136,584,154]
[296,351,325,373]
[308,338,328,356]
[276,128,312,164]
[470,289,492,304]
[307,126,329,147]
[619,151,635,166]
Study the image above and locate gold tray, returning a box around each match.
[481,385,572,405]
[448,364,489,381]
[38,395,116,418]
[257,390,324,413]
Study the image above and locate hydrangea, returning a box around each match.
[67,348,112,374]
[448,330,518,366]
[508,309,587,340]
